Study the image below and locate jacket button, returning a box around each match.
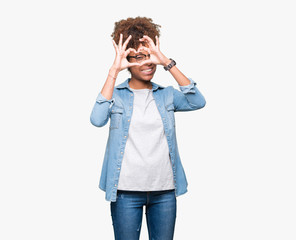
[118,168,120,170]
[115,184,117,186]
[121,152,123,154]
[124,136,127,138]
[128,119,130,122]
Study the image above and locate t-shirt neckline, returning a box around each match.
[130,88,152,91]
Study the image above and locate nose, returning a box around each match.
[144,61,153,66]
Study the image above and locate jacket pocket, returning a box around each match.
[165,103,175,127]
[109,106,124,129]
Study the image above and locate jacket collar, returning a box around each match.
[115,78,164,91]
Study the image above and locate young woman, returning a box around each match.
[90,17,206,240]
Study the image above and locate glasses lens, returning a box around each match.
[136,54,145,62]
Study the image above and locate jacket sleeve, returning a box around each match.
[173,78,206,112]
[90,92,115,127]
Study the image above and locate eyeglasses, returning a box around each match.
[127,53,150,63]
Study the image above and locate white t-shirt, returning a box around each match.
[117,87,175,191]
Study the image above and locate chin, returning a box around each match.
[144,74,154,79]
[140,74,154,81]
[132,72,155,81]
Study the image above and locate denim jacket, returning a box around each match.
[90,77,206,202]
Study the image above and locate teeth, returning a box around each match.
[142,69,152,72]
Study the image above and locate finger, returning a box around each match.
[137,46,151,54]
[112,40,119,53]
[139,38,149,47]
[118,33,123,49]
[122,35,132,50]
[140,35,155,47]
[128,62,141,67]
[124,48,137,57]
[139,59,153,66]
[155,35,160,49]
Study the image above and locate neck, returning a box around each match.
[129,77,153,90]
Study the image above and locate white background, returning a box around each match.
[1,0,295,239]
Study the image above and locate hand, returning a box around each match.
[111,34,140,73]
[138,35,171,66]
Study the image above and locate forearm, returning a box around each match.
[161,59,206,111]
[161,58,191,86]
[100,67,120,100]
[90,66,120,127]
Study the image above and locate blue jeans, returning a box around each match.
[110,189,177,240]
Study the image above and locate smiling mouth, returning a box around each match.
[141,68,154,74]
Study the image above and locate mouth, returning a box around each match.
[141,67,154,75]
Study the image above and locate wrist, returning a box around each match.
[163,58,176,71]
[161,57,171,67]
[109,66,120,77]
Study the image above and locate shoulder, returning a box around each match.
[157,85,175,94]
[152,81,174,92]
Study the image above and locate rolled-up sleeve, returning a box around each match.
[173,78,206,111]
[96,93,115,106]
[90,92,115,127]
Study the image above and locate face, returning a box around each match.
[127,44,157,81]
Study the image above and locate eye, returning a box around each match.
[135,55,145,60]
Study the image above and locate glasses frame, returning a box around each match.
[127,53,151,63]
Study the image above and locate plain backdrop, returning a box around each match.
[1,0,295,239]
